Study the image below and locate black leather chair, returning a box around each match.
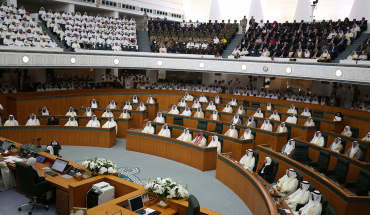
[359,145,367,162]
[264,158,279,183]
[47,117,59,125]
[312,110,324,118]
[242,100,249,107]
[293,142,312,166]
[295,170,303,185]
[313,118,321,131]
[326,206,338,215]
[345,169,370,196]
[325,157,349,184]
[196,121,207,130]
[251,102,260,108]
[210,122,223,134]
[309,150,331,173]
[252,150,259,172]
[186,194,200,215]
[16,162,52,214]
[153,98,157,103]
[173,116,184,126]
[350,127,359,138]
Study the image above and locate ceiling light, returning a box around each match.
[113,58,120,65]
[199,62,205,68]
[286,67,292,74]
[70,57,76,64]
[335,69,342,77]
[157,60,162,66]
[22,56,29,63]
[241,65,247,70]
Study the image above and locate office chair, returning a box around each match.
[186,194,200,215]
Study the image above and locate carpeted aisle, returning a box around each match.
[0,139,252,215]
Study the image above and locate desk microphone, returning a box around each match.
[34,138,41,141]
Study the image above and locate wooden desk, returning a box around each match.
[36,115,133,138]
[126,129,217,171]
[80,108,147,129]
[216,154,280,215]
[161,113,288,155]
[323,131,370,162]
[292,138,370,180]
[256,145,370,215]
[0,126,116,148]
[145,120,255,161]
[121,102,159,121]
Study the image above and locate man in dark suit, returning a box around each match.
[338,35,347,52]
[363,35,370,46]
[359,17,367,31]
[294,41,305,51]
[81,41,90,50]
[357,42,366,54]
[327,35,338,46]
[328,43,339,58]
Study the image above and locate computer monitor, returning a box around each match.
[51,158,69,173]
[128,195,144,212]
[0,141,13,151]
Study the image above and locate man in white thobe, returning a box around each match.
[285,181,310,211]
[86,115,101,127]
[207,135,221,154]
[25,114,40,126]
[64,116,78,126]
[102,117,117,135]
[310,131,325,147]
[66,107,77,116]
[176,128,192,142]
[224,124,238,138]
[4,115,19,126]
[273,168,299,197]
[142,121,155,134]
[293,190,322,215]
[158,124,171,137]
[239,149,255,171]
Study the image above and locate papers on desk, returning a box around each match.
[61,174,73,179]
[42,167,51,171]
[3,156,24,162]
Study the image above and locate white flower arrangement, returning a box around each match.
[82,157,117,175]
[144,177,189,200]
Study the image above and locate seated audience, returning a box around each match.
[239,149,255,171]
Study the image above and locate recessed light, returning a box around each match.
[335,69,342,77]
[199,62,205,68]
[70,57,76,64]
[241,65,247,70]
[113,58,120,65]
[22,56,29,63]
[157,60,162,66]
[286,67,292,74]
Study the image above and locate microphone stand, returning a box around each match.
[36,139,41,148]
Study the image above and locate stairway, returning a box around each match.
[332,33,369,63]
[39,21,71,52]
[222,34,244,58]
[136,30,151,52]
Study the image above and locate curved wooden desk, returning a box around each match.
[0,126,116,148]
[126,129,217,171]
[323,131,370,162]
[36,115,133,138]
[4,89,370,137]
[143,120,255,161]
[216,154,280,215]
[256,145,370,215]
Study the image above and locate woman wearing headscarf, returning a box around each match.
[136,102,147,110]
[181,107,192,116]
[345,141,363,160]
[333,112,342,121]
[146,95,155,104]
[209,110,220,121]
[240,128,254,140]
[177,98,187,107]
[266,102,272,110]
[102,116,117,135]
[132,95,139,103]
[285,113,298,124]
[169,105,179,114]
[301,107,311,116]
[0,161,16,191]
[66,107,77,116]
[26,114,40,126]
[310,131,324,147]
[176,128,192,142]
[123,101,132,110]
[273,168,298,197]
[223,124,238,138]
[184,92,194,101]
[277,122,288,133]
[108,100,117,109]
[82,107,93,116]
[260,119,272,131]
[25,158,53,200]
[154,112,164,123]
[40,107,49,115]
[158,124,171,137]
[86,115,101,127]
[253,108,264,118]
[102,108,113,117]
[191,131,207,147]
[222,104,233,113]
[4,115,19,126]
[214,95,221,104]
[285,181,311,211]
[207,135,221,153]
[119,109,131,119]
[199,93,208,102]
[193,107,204,118]
[239,149,255,172]
[244,116,256,127]
[287,104,297,114]
[362,132,370,142]
[230,114,242,124]
[65,116,78,126]
[328,137,343,153]
[192,100,201,108]
[282,139,295,158]
[206,101,216,110]
[304,117,315,126]
[90,99,99,108]
[142,121,154,134]
[229,98,238,106]
[341,126,352,137]
[257,157,273,177]
[293,190,322,215]
[269,110,280,121]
